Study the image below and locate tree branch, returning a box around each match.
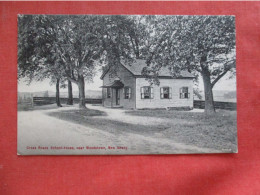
[211,69,229,87]
[211,60,235,87]
[66,75,78,84]
[146,31,167,65]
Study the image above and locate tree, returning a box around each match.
[66,80,73,105]
[18,15,65,107]
[96,15,150,79]
[51,15,104,108]
[18,15,100,108]
[18,15,141,108]
[143,16,236,114]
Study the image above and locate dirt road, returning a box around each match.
[18,105,221,155]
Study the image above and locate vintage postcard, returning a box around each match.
[17,15,237,155]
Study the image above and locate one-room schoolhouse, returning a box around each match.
[100,59,194,109]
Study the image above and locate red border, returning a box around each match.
[1,1,260,194]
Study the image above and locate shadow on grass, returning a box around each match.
[47,109,168,136]
[53,108,107,117]
[126,109,237,152]
[18,103,103,112]
[18,103,63,111]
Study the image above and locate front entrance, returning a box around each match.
[115,89,120,105]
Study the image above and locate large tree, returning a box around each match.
[18,15,139,108]
[143,16,236,114]
[18,15,67,107]
[96,15,150,79]
[18,15,102,108]
[51,15,101,108]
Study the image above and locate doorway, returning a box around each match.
[115,89,120,105]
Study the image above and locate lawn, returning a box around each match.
[126,109,237,152]
[48,109,169,136]
[48,108,237,153]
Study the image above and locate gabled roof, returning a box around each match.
[101,59,194,79]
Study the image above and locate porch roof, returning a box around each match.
[100,80,124,89]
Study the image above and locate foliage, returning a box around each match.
[18,15,144,83]
[18,15,236,112]
[143,15,236,86]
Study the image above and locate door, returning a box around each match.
[115,89,120,105]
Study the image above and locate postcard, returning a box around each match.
[17,15,237,155]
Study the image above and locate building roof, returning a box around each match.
[101,59,194,79]
[100,80,124,89]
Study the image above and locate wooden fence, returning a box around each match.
[194,100,237,110]
[27,97,236,110]
[33,97,102,106]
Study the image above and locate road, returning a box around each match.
[18,105,221,155]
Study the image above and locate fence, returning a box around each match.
[33,97,102,106]
[194,100,237,110]
[24,97,236,110]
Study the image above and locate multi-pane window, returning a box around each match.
[107,88,111,98]
[141,86,154,99]
[124,87,131,99]
[180,87,190,99]
[160,87,172,99]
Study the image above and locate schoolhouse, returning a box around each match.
[100,59,194,109]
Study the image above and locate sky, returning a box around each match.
[18,71,236,93]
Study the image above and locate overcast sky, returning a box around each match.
[18,71,236,93]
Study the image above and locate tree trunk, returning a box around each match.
[67,80,73,105]
[201,68,215,114]
[78,75,86,108]
[56,78,62,107]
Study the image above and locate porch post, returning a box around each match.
[111,88,113,108]
[102,88,104,106]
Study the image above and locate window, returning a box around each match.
[124,87,131,99]
[180,87,190,99]
[107,88,111,98]
[141,86,154,99]
[160,87,172,99]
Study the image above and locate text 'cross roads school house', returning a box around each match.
[100,59,195,109]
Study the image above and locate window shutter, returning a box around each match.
[129,87,131,99]
[141,87,144,99]
[169,87,172,99]
[150,87,154,99]
[160,88,163,99]
[188,93,190,99]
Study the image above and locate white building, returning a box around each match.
[101,59,194,109]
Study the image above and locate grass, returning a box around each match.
[18,103,61,111]
[18,104,34,111]
[48,108,237,152]
[126,109,237,152]
[48,109,167,136]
